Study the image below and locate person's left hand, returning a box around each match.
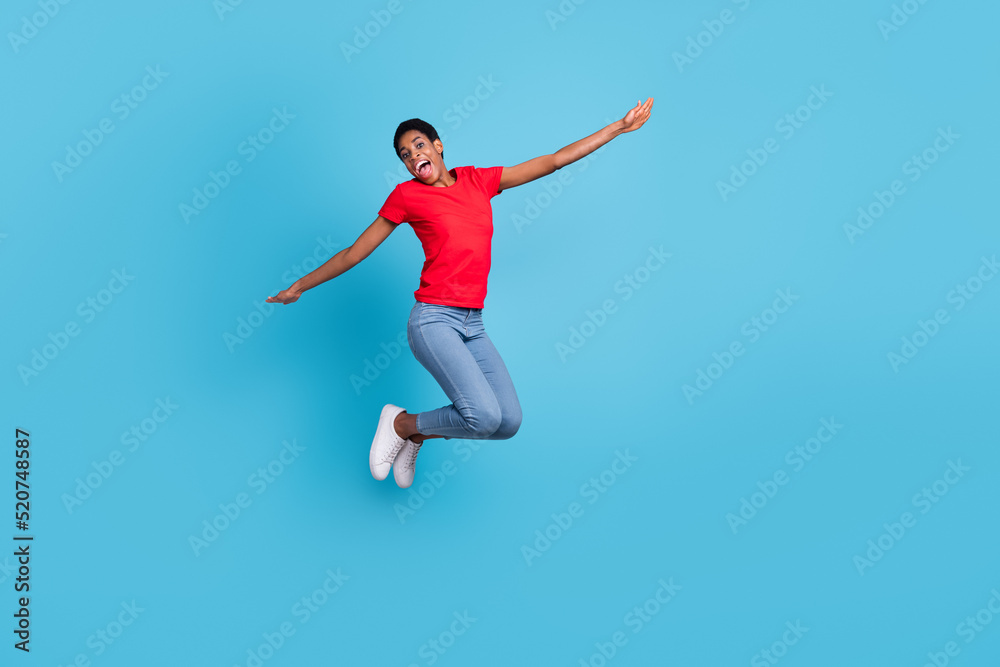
[620,97,654,133]
[266,287,302,305]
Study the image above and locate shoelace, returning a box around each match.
[378,437,405,464]
[401,441,422,470]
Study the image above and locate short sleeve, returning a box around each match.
[474,166,504,199]
[378,184,408,224]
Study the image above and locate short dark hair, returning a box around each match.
[393,119,443,161]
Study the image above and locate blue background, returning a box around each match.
[2,0,998,665]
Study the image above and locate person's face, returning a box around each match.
[397,130,444,182]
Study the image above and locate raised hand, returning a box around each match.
[621,97,654,133]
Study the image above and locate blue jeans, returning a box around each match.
[406,301,522,440]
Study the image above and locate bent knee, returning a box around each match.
[490,408,522,440]
[461,404,503,439]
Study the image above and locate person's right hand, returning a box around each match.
[266,287,302,305]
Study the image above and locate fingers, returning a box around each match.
[628,97,653,121]
[621,97,653,132]
[635,97,653,122]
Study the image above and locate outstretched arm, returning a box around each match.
[266,215,398,304]
[498,97,653,191]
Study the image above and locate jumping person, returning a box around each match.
[267,97,653,488]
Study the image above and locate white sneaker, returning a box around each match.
[393,439,422,489]
[369,404,407,481]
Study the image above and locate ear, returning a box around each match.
[434,138,444,155]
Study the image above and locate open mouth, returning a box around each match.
[415,159,432,178]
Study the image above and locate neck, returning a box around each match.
[431,166,455,187]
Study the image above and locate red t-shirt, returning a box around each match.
[378,165,504,309]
